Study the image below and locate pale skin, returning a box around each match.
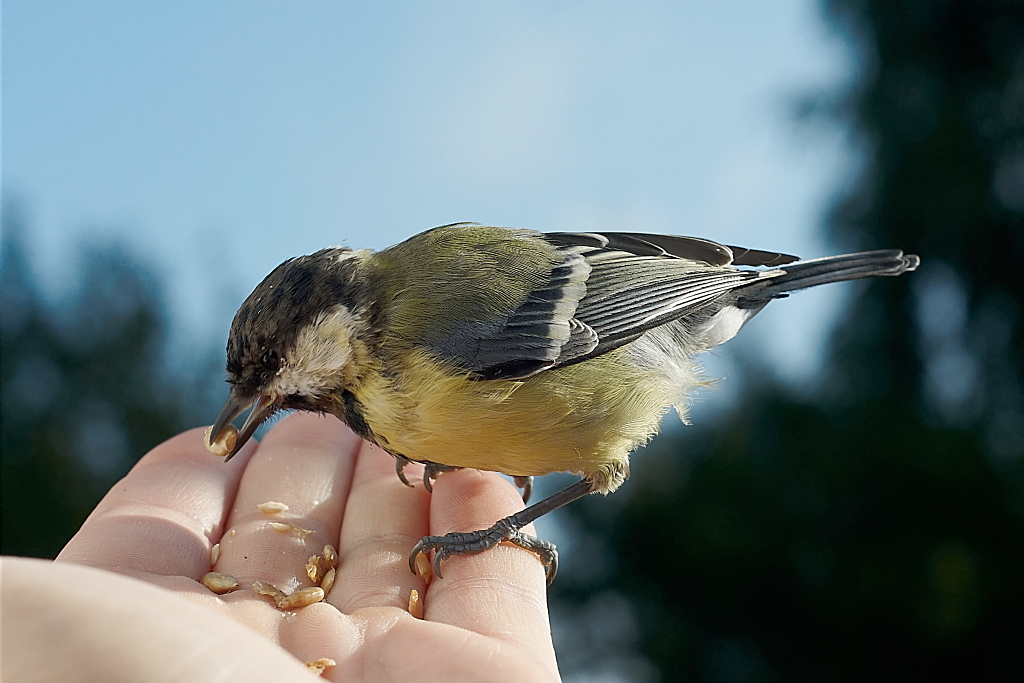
[1,413,561,683]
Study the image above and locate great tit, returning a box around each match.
[206,223,919,583]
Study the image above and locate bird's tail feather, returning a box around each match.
[737,250,920,305]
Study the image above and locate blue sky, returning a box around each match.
[3,0,857,387]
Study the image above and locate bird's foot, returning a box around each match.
[409,515,558,585]
[408,478,592,587]
[395,458,531,502]
[394,457,462,490]
[513,475,534,504]
[423,462,461,492]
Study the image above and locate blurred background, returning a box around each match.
[2,1,1022,681]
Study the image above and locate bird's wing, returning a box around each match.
[544,231,798,267]
[542,232,784,363]
[374,226,791,380]
[423,242,597,380]
[371,224,591,380]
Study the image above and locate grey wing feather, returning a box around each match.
[559,318,600,360]
[443,230,788,380]
[539,233,793,367]
[545,231,799,267]
[571,249,765,340]
[447,246,593,380]
[728,246,799,267]
[545,231,731,264]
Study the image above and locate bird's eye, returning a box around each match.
[260,349,281,373]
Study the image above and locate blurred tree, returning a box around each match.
[1,205,219,558]
[553,1,1024,681]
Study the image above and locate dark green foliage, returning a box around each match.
[0,206,218,558]
[554,0,1024,680]
[585,392,1024,681]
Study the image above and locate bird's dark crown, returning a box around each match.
[225,247,365,398]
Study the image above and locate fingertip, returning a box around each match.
[58,425,259,575]
[423,469,552,649]
[258,412,362,453]
[428,469,527,536]
[131,425,258,473]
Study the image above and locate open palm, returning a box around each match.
[10,413,560,682]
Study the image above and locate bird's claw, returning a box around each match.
[409,518,558,585]
[422,462,461,493]
[395,456,415,488]
[395,457,461,490]
[396,460,531,502]
[513,475,534,504]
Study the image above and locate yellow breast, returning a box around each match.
[352,345,695,493]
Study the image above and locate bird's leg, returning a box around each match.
[409,478,594,585]
[513,475,534,504]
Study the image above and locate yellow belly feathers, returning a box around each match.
[353,344,693,494]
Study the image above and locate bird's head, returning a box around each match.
[206,247,369,459]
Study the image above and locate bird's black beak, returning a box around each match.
[208,391,278,461]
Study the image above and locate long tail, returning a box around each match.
[736,250,920,306]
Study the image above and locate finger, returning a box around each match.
[3,558,320,683]
[56,425,258,579]
[328,441,430,613]
[423,469,555,654]
[215,413,359,593]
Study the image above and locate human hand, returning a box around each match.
[2,413,561,682]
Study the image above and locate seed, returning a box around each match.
[201,571,239,595]
[267,521,314,535]
[256,501,289,514]
[305,554,322,583]
[415,552,432,585]
[322,544,338,570]
[408,589,424,619]
[210,543,220,565]
[303,658,337,675]
[252,580,286,604]
[277,586,325,610]
[321,567,336,595]
[204,424,238,457]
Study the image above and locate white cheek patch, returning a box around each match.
[271,306,359,397]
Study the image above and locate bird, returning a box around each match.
[204,223,919,583]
